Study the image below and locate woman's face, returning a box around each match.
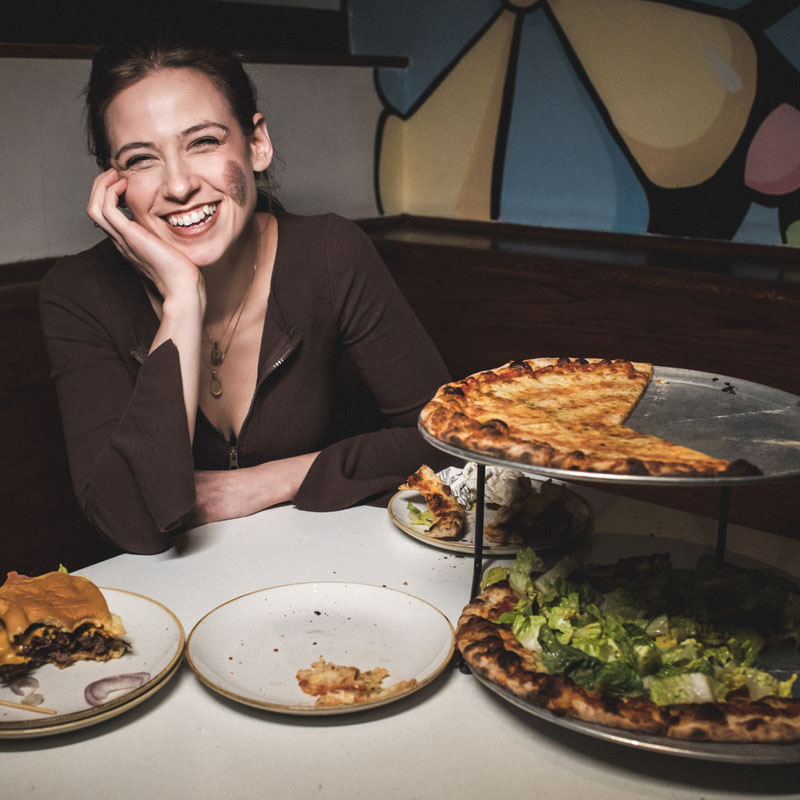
[104,68,272,269]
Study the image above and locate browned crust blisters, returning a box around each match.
[420,357,758,477]
[456,582,800,743]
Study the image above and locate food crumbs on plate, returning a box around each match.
[402,581,408,586]
[314,610,322,616]
[296,658,417,707]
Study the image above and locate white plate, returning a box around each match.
[0,588,184,738]
[388,487,592,555]
[186,582,455,715]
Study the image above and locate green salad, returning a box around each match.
[482,548,799,705]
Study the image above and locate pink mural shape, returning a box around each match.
[744,103,800,196]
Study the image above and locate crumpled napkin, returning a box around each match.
[438,462,532,507]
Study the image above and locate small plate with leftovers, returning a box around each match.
[186,582,454,714]
[389,463,592,554]
[0,572,184,738]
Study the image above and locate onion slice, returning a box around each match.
[21,693,45,707]
[8,676,39,696]
[84,672,151,707]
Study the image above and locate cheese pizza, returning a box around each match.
[420,357,760,477]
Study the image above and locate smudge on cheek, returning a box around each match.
[224,160,248,207]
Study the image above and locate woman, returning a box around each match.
[39,34,451,554]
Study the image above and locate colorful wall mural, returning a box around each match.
[348,0,800,246]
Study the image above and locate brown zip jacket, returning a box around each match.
[39,212,452,553]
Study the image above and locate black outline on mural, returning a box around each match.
[371,6,505,214]
[490,11,525,220]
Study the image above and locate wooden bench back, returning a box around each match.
[1,260,118,576]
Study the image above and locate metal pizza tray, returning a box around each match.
[419,366,800,487]
[472,673,800,763]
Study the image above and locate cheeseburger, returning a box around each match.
[0,571,128,682]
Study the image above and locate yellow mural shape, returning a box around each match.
[378,10,516,218]
[548,0,757,188]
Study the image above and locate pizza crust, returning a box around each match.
[296,658,418,707]
[398,465,466,538]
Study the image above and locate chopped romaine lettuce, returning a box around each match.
[510,547,545,598]
[510,611,548,652]
[715,664,797,700]
[532,556,576,604]
[481,546,544,593]
[483,547,800,705]
[648,672,716,705]
[406,502,434,527]
[481,566,511,589]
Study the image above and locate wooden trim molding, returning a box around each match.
[357,214,800,283]
[0,42,408,68]
[0,0,407,67]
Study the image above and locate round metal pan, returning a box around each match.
[472,672,800,763]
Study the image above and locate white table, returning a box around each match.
[3,487,799,799]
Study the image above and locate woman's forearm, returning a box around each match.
[192,451,320,525]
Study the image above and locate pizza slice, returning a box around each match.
[296,658,417,707]
[399,464,466,539]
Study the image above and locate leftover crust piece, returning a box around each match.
[296,658,418,707]
[399,465,466,539]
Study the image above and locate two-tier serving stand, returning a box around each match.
[420,365,800,763]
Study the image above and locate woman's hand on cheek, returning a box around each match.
[88,168,201,301]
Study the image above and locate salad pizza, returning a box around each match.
[456,549,800,742]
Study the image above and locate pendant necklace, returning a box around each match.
[202,260,258,398]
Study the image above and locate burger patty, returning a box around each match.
[1,623,129,682]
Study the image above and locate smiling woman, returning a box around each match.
[37,31,452,554]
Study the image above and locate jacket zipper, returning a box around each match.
[227,335,300,470]
[133,335,300,470]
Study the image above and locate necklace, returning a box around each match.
[202,260,257,398]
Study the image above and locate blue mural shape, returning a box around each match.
[501,11,649,233]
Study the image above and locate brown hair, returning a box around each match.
[86,33,279,211]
